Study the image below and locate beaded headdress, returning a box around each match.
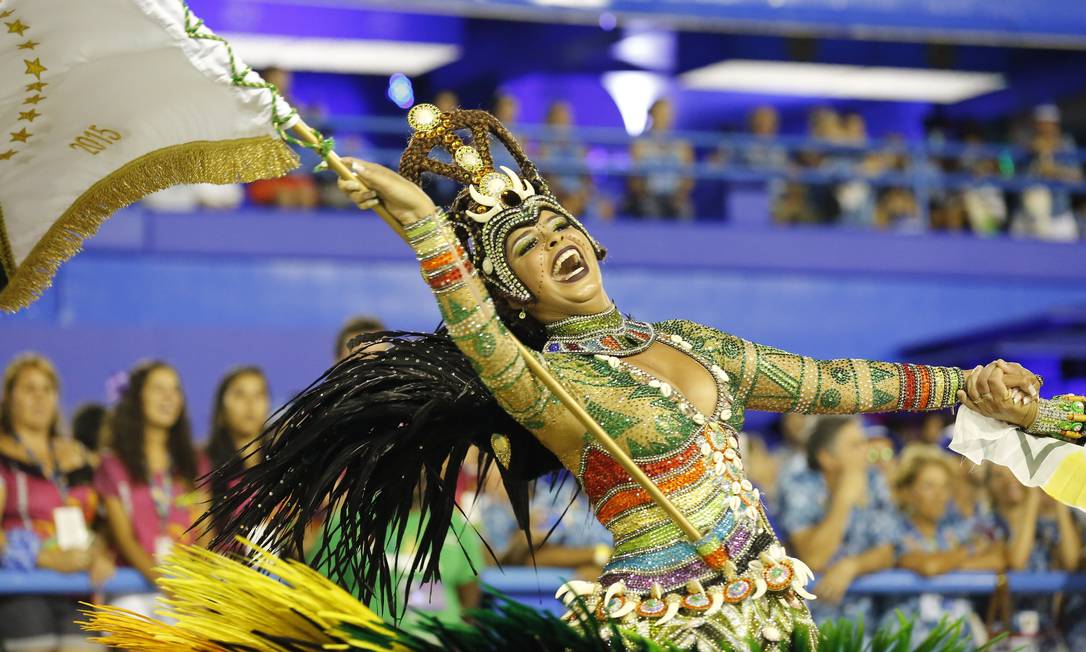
[398,103,605,303]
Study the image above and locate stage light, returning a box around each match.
[611,30,675,71]
[387,74,414,109]
[602,71,669,136]
[599,12,617,31]
[220,34,459,76]
[680,60,1005,103]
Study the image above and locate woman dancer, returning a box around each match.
[90,106,1056,651]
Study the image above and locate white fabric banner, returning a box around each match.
[951,405,1086,510]
[0,0,298,311]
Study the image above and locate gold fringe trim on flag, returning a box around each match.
[0,136,299,313]
[79,540,405,652]
[0,207,15,284]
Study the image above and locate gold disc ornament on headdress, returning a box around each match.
[398,103,605,302]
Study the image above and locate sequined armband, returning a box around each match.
[1026,395,1086,441]
[409,209,476,294]
[898,364,965,411]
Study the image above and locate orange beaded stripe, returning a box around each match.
[581,440,702,509]
[596,459,707,526]
[420,244,467,272]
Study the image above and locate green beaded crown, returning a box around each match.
[397,103,605,303]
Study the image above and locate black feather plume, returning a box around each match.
[200,329,563,619]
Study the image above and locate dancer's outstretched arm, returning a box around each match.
[665,322,1039,415]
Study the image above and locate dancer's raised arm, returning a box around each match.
[341,160,572,437]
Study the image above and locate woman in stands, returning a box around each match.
[95,361,206,617]
[0,354,112,652]
[883,445,1005,645]
[204,366,269,535]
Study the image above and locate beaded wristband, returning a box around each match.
[404,208,446,246]
[1027,395,1086,440]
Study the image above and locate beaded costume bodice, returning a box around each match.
[562,321,768,598]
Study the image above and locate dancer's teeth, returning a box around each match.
[552,248,585,280]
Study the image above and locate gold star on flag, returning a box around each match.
[17,39,38,51]
[5,19,28,36]
[18,109,40,122]
[10,128,31,143]
[25,81,46,92]
[0,10,13,19]
[0,150,15,161]
[23,94,44,105]
[24,58,46,79]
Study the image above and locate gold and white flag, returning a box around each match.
[0,0,300,311]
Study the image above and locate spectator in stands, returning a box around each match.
[492,92,520,129]
[789,107,841,225]
[882,445,1004,645]
[874,136,923,231]
[471,465,610,581]
[756,413,812,511]
[97,361,207,617]
[205,367,269,535]
[982,465,1081,646]
[958,131,1008,235]
[835,113,884,228]
[538,101,593,217]
[336,315,387,362]
[247,67,320,210]
[624,98,694,220]
[777,416,896,625]
[71,402,108,458]
[434,90,459,114]
[736,105,789,171]
[490,91,523,171]
[1012,105,1083,241]
[0,354,113,652]
[773,413,814,479]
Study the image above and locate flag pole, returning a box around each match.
[290,119,702,543]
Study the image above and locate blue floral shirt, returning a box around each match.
[775,467,898,626]
[879,511,987,645]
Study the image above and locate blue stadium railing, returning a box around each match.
[5,568,1085,599]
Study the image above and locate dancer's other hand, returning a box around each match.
[962,360,1040,421]
[336,157,436,227]
[958,363,1039,430]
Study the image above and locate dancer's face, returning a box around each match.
[505,210,610,323]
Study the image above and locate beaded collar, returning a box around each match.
[543,305,656,356]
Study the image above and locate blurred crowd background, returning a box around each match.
[3,0,1086,650]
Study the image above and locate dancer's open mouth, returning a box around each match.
[551,245,588,283]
